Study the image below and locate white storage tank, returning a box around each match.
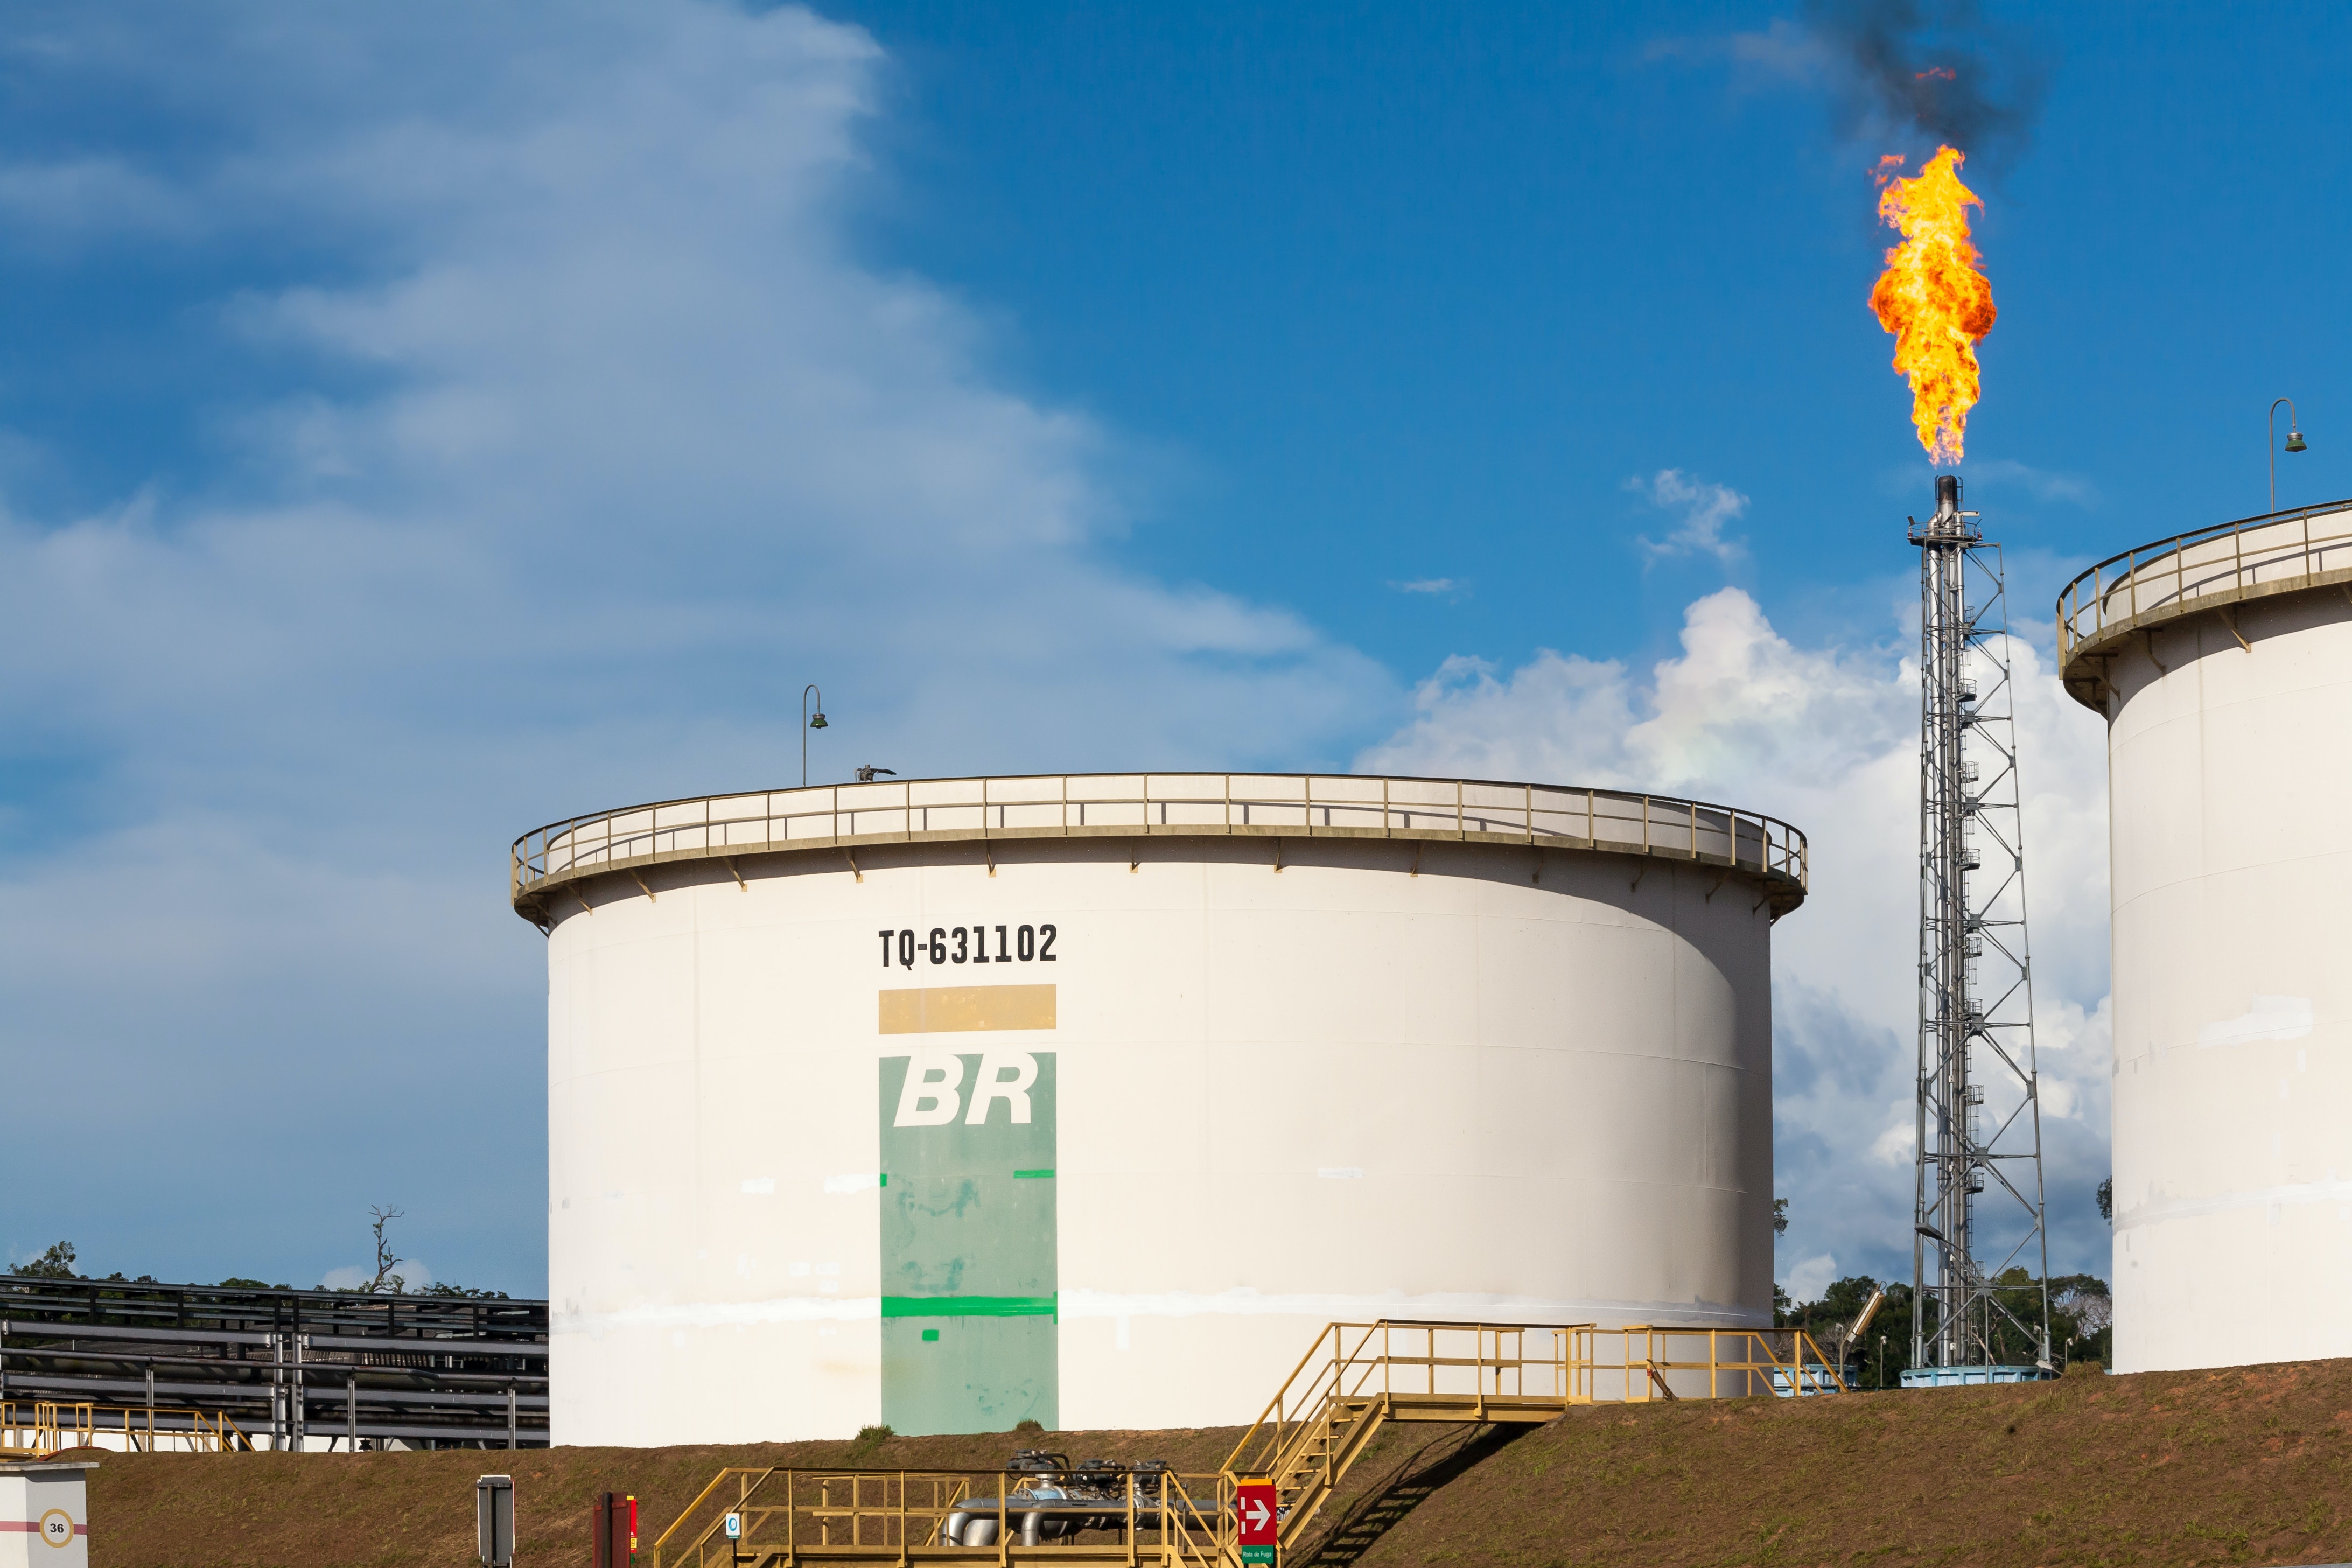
[2060,501,2352,1371]
[514,772,1807,1444]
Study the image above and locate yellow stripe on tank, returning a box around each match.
[878,984,1056,1034]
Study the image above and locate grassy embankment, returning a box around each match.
[78,1360,2352,1567]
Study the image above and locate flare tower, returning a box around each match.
[1910,473,2053,1374]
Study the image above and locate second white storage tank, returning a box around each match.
[2060,502,2352,1371]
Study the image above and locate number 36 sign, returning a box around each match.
[16,1471,90,1567]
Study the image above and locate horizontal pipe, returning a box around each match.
[2,1334,543,1371]
[0,1276,547,1326]
[0,1361,547,1398]
[297,1331,544,1355]
[3,1321,274,1348]
[0,1370,548,1413]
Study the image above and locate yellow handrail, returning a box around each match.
[1223,1319,1848,1548]
[650,1467,1233,1568]
[643,1322,1849,1564]
[0,1399,256,1456]
[1569,1325,1849,1402]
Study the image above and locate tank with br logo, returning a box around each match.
[515,772,1808,1442]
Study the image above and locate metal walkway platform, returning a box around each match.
[649,1318,1846,1566]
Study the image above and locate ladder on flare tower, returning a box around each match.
[1909,473,2053,1376]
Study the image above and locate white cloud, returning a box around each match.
[0,157,203,244]
[0,0,1390,1291]
[1644,20,1829,86]
[1391,577,1467,598]
[1785,1253,1838,1306]
[1869,1114,1915,1167]
[1629,468,1748,566]
[1723,19,1832,81]
[318,1260,433,1292]
[1962,458,2101,508]
[1360,584,2115,1287]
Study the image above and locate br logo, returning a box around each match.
[893,1051,1039,1127]
[40,1509,73,1547]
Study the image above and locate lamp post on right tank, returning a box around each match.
[2271,397,2308,513]
[802,683,828,786]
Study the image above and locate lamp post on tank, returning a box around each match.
[802,684,828,787]
[2271,397,2309,514]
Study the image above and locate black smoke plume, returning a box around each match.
[1806,0,2048,175]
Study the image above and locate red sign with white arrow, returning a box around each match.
[1237,1478,1277,1563]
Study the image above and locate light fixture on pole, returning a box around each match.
[802,684,827,787]
[2271,397,2309,514]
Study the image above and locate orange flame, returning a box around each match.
[1869,146,1996,465]
[1916,66,1955,81]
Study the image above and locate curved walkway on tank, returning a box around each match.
[2056,495,2352,711]
[509,772,1808,927]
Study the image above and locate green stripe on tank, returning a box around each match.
[882,1293,1058,1319]
[1012,1168,1055,1179]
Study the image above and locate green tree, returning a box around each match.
[18,1241,79,1279]
[2049,1272,2112,1367]
[1780,1275,1915,1389]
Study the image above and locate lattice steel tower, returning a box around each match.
[1910,473,2053,1373]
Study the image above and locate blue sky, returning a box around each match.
[0,1,2339,1300]
[816,1,2349,661]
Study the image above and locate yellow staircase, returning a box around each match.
[1219,1320,1848,1552]
[650,1319,1847,1564]
[1217,1322,1573,1550]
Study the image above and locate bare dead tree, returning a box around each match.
[366,1206,408,1295]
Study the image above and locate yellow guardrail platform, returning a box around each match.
[656,1317,1845,1564]
[0,1399,255,1457]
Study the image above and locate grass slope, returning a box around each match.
[1340,1361,2352,1567]
[74,1361,2352,1567]
[82,1426,1249,1568]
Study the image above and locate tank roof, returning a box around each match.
[2057,497,2352,710]
[509,771,1807,926]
